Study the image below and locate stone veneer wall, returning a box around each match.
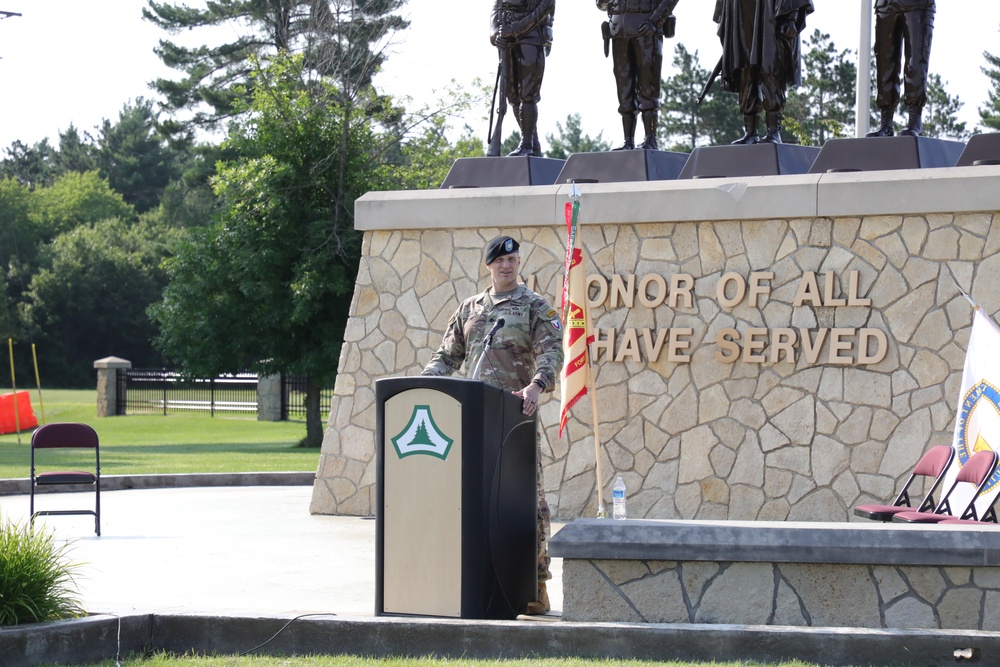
[562,558,1000,630]
[549,518,1000,630]
[310,168,1000,522]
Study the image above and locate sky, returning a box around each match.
[0,1,998,153]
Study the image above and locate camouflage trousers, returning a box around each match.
[536,430,551,583]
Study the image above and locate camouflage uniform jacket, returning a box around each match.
[422,284,564,393]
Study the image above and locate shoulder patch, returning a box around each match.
[544,309,562,331]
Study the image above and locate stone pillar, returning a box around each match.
[257,373,282,421]
[94,356,132,417]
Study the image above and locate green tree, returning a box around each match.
[55,125,98,175]
[144,0,408,138]
[19,218,172,387]
[659,44,741,151]
[29,171,135,239]
[390,117,483,190]
[0,178,35,272]
[545,113,610,159]
[785,30,856,145]
[980,40,1000,131]
[92,99,183,214]
[151,54,385,445]
[0,139,60,189]
[0,178,35,341]
[922,73,968,140]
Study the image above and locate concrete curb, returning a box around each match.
[0,471,315,496]
[2,613,996,667]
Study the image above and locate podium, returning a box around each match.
[374,376,537,619]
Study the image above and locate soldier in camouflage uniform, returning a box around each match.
[422,235,564,615]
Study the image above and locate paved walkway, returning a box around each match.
[0,485,562,618]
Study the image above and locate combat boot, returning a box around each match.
[508,102,538,157]
[613,113,636,151]
[866,107,895,137]
[760,110,782,144]
[898,107,924,137]
[732,114,759,145]
[639,110,659,150]
[524,580,550,615]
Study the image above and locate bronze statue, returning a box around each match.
[598,0,679,150]
[713,0,813,145]
[491,0,556,157]
[867,0,935,137]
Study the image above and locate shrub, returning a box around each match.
[0,514,85,625]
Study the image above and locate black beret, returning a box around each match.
[484,235,519,265]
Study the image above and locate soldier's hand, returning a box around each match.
[780,19,798,40]
[495,24,511,47]
[637,20,655,36]
[516,383,543,416]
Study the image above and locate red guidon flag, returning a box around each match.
[559,197,593,437]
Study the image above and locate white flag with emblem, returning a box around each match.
[947,309,1000,515]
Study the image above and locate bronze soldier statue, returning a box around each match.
[491,0,556,157]
[713,0,814,145]
[598,0,680,150]
[867,0,935,137]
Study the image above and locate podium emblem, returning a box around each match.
[391,405,454,460]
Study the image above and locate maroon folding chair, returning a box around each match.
[853,445,955,522]
[893,450,999,524]
[30,422,101,536]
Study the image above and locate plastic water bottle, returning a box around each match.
[612,475,627,520]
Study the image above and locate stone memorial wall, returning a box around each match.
[310,167,1000,522]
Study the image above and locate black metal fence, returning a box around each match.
[280,374,336,421]
[116,369,332,419]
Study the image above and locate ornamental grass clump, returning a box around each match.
[0,513,85,625]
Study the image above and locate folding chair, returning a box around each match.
[30,422,101,536]
[938,473,1000,525]
[892,450,999,524]
[853,445,955,522]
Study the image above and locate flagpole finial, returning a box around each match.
[958,286,979,312]
[570,181,581,200]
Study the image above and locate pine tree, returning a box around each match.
[980,45,1000,131]
[658,44,741,151]
[545,114,610,158]
[143,0,408,137]
[785,30,856,145]
[922,74,968,140]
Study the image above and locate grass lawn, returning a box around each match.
[0,389,318,479]
[77,656,829,667]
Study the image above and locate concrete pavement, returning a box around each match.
[0,484,563,618]
[6,484,1000,667]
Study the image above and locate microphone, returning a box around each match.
[472,317,505,380]
[484,317,505,345]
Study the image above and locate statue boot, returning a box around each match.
[760,111,783,144]
[531,129,542,157]
[639,110,659,150]
[508,102,538,157]
[866,108,895,137]
[898,107,924,137]
[613,114,636,151]
[732,114,760,145]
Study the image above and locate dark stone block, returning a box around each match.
[678,143,821,179]
[440,156,565,188]
[555,149,689,184]
[809,135,966,173]
[956,132,1000,167]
